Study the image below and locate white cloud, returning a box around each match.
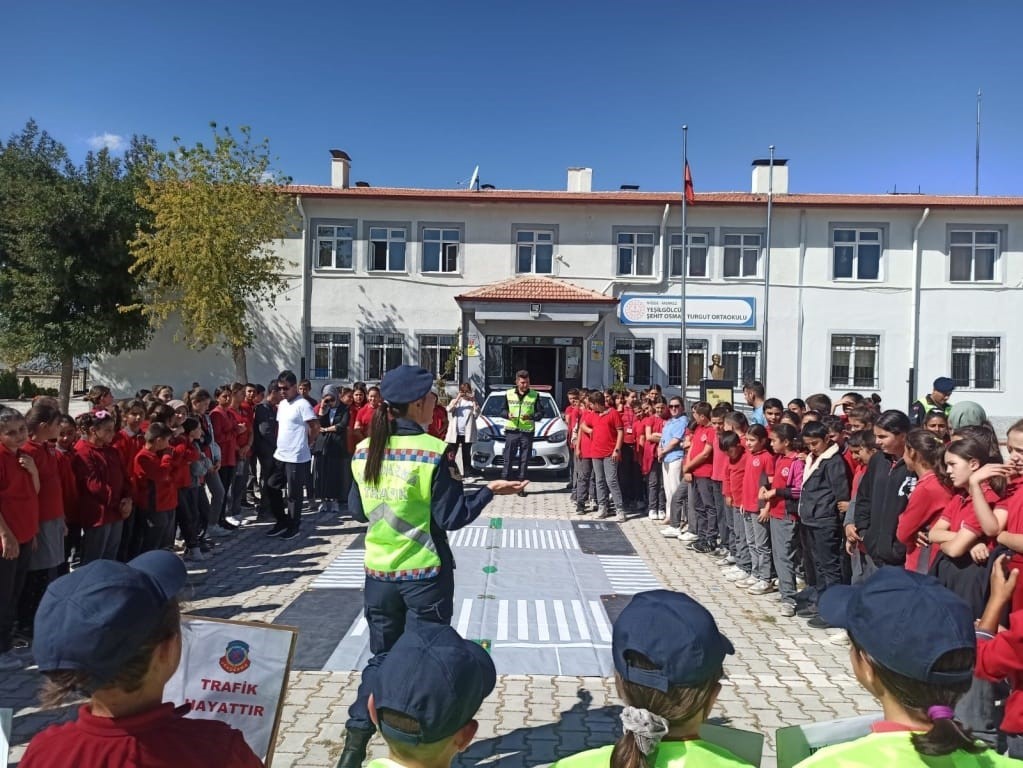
[87,132,126,152]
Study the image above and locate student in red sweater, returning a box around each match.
[645,400,669,525]
[16,403,65,643]
[171,419,204,563]
[740,424,775,595]
[682,402,717,554]
[760,423,805,615]
[579,391,626,522]
[21,551,262,768]
[132,423,176,554]
[72,411,130,565]
[896,429,955,574]
[55,415,79,574]
[0,407,40,671]
[708,404,733,562]
[719,429,750,584]
[209,386,240,530]
[113,400,146,561]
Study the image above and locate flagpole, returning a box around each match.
[976,89,981,196]
[680,125,688,400]
[763,145,775,390]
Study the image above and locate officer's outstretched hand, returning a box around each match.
[487,480,530,495]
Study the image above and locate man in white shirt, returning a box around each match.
[269,369,320,540]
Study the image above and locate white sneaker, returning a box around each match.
[827,630,851,646]
[678,531,698,542]
[724,567,747,581]
[659,526,679,538]
[747,579,776,595]
[648,510,657,520]
[735,576,757,588]
[224,515,244,527]
[714,556,732,567]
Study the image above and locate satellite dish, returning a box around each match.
[467,165,479,191]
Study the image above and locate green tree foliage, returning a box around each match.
[128,123,295,381]
[0,120,152,409]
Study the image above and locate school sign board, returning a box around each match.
[619,295,756,328]
[163,615,298,766]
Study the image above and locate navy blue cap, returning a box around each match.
[820,567,975,685]
[373,623,496,745]
[33,551,187,683]
[613,590,734,691]
[933,376,956,394]
[379,365,435,405]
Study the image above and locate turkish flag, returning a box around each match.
[684,161,695,205]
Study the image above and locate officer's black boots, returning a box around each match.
[335,728,373,768]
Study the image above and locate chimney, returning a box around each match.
[751,158,788,194]
[330,149,351,189]
[567,167,592,193]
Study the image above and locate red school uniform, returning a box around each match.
[233,405,253,460]
[711,431,728,483]
[71,440,121,528]
[840,444,858,481]
[621,406,636,446]
[940,484,1000,543]
[209,406,238,468]
[582,408,622,459]
[689,424,716,478]
[132,448,176,513]
[0,443,39,545]
[769,453,802,519]
[742,448,775,514]
[999,488,1023,614]
[975,612,1023,735]
[641,415,664,475]
[896,472,955,573]
[22,440,62,524]
[169,436,199,490]
[722,442,747,509]
[355,403,378,435]
[54,448,79,526]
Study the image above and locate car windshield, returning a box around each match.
[481,393,560,419]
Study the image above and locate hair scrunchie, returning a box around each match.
[927,705,956,720]
[620,706,669,756]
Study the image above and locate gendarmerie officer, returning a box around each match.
[336,365,525,768]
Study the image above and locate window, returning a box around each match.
[668,339,708,387]
[369,227,407,272]
[613,338,653,386]
[830,335,879,388]
[722,233,761,278]
[315,224,354,270]
[616,231,655,276]
[422,228,460,273]
[420,334,457,378]
[722,340,761,385]
[951,336,1000,390]
[365,334,404,380]
[311,332,350,379]
[832,228,882,280]
[515,229,554,273]
[669,232,709,278]
[949,230,999,282]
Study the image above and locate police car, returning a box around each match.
[470,385,570,476]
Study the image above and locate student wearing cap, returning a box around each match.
[794,567,1014,766]
[366,622,496,768]
[550,589,751,768]
[337,364,526,768]
[20,550,262,767]
[910,377,955,427]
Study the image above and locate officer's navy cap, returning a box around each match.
[933,376,956,394]
[379,365,435,405]
[820,567,975,685]
[33,551,187,684]
[374,623,496,745]
[613,589,734,691]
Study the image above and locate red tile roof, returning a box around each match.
[455,276,619,304]
[287,184,1023,209]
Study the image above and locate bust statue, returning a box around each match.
[708,353,725,380]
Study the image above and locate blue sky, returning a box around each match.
[4,1,1023,195]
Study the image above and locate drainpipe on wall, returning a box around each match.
[909,207,930,409]
[582,315,609,389]
[296,195,310,378]
[796,209,806,396]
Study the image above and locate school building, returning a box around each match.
[93,150,1023,421]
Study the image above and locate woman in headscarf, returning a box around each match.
[314,384,349,515]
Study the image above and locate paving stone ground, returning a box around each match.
[3,478,879,767]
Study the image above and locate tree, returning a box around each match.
[127,123,296,381]
[0,120,153,410]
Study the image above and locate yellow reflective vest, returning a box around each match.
[549,741,751,768]
[351,433,446,581]
[505,388,539,432]
[794,731,1016,767]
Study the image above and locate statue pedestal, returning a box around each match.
[700,379,734,408]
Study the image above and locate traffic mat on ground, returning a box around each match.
[273,587,365,670]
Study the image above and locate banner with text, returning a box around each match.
[619,295,756,328]
[163,616,298,766]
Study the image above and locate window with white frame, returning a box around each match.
[951,336,1000,390]
[722,233,761,278]
[365,334,404,380]
[316,224,354,270]
[420,334,457,378]
[616,231,655,276]
[668,338,708,387]
[515,229,554,273]
[722,340,761,385]
[311,332,350,380]
[669,232,709,278]
[949,229,999,282]
[832,228,882,280]
[369,227,407,272]
[613,338,653,386]
[830,334,879,388]
[422,228,460,273]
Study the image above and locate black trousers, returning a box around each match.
[806,523,843,601]
[346,567,454,733]
[269,459,310,525]
[0,542,32,652]
[446,437,472,475]
[502,430,532,480]
[258,453,285,523]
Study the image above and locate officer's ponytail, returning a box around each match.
[363,402,406,485]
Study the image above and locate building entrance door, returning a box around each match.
[510,346,557,390]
